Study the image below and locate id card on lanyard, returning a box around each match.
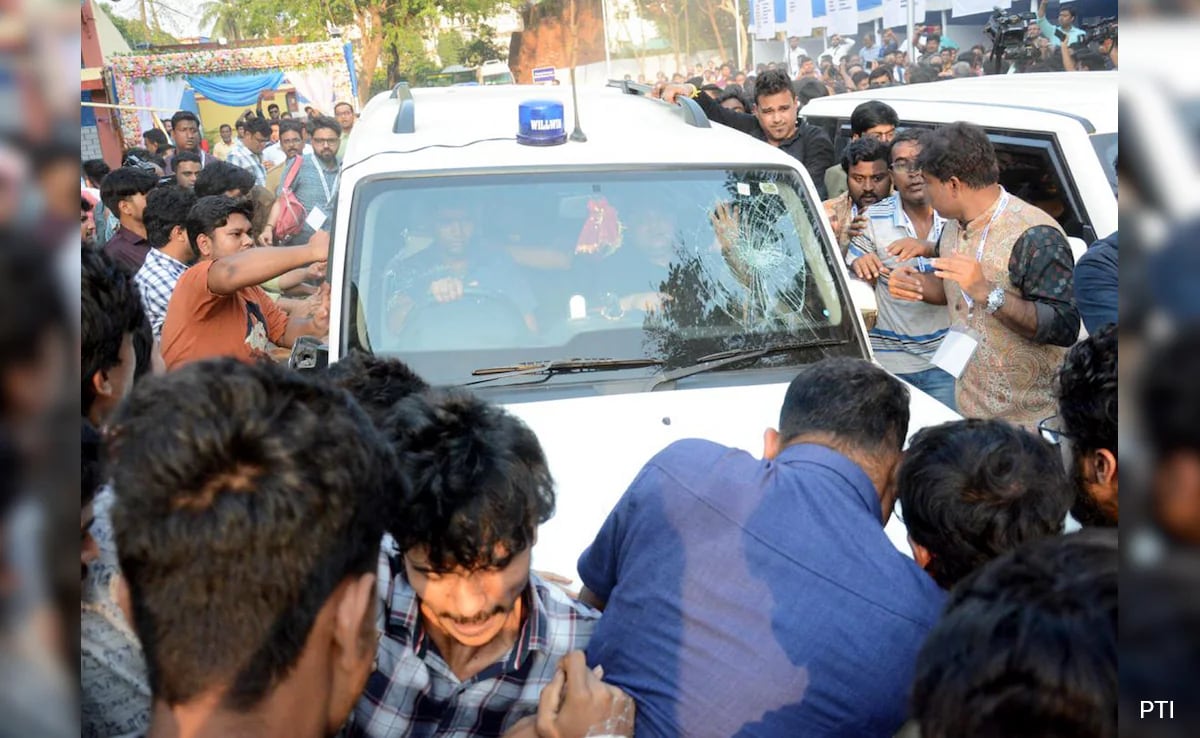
[931,191,1009,379]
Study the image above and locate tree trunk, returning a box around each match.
[356,6,384,108]
[701,1,727,66]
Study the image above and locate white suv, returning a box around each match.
[326,83,958,580]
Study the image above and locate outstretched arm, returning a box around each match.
[207,233,327,296]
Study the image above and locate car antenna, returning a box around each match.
[567,0,587,142]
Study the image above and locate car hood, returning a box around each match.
[505,378,960,584]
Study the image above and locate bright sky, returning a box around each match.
[105,0,207,40]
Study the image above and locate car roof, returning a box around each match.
[801,72,1117,135]
[343,84,810,176]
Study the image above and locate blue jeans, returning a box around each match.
[898,367,958,411]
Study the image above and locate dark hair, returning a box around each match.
[911,529,1117,738]
[888,127,925,160]
[0,240,68,417]
[752,68,795,104]
[185,195,254,252]
[143,129,169,148]
[840,136,890,173]
[132,312,154,381]
[385,389,555,572]
[81,247,143,415]
[1060,5,1077,19]
[278,119,304,138]
[1072,49,1108,71]
[898,419,1072,589]
[778,358,909,453]
[241,116,272,139]
[81,196,93,213]
[1140,326,1200,456]
[172,149,202,167]
[108,359,400,709]
[717,88,747,109]
[334,101,354,114]
[793,78,828,108]
[1057,324,1117,456]
[851,71,869,86]
[849,100,899,135]
[310,115,341,138]
[100,166,158,216]
[267,102,281,112]
[917,122,1000,188]
[907,65,940,85]
[868,65,893,82]
[169,110,199,130]
[219,123,232,132]
[82,158,111,186]
[235,121,246,132]
[144,185,197,249]
[926,33,941,45]
[323,351,429,427]
[194,161,255,198]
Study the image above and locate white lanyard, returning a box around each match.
[314,158,338,209]
[960,189,1009,312]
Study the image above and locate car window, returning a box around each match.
[345,168,864,388]
[990,136,1091,241]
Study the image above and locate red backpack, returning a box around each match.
[273,156,307,242]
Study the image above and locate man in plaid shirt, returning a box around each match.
[134,185,196,337]
[344,389,631,738]
[226,116,271,188]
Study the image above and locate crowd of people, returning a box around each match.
[73,13,1131,735]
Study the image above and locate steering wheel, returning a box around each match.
[394,286,531,350]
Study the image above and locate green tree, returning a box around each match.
[437,30,467,68]
[460,24,508,67]
[98,2,177,49]
[201,0,245,41]
[233,0,517,107]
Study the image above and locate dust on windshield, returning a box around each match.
[344,168,862,385]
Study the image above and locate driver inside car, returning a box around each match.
[385,203,539,335]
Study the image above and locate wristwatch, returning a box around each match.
[985,286,1006,315]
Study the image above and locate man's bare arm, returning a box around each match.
[207,235,326,295]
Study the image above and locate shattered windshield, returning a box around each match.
[344,167,865,388]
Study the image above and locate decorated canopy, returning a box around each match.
[108,41,356,147]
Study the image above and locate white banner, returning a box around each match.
[754,0,776,40]
[828,0,858,36]
[785,0,813,38]
[882,0,928,29]
[952,0,1010,18]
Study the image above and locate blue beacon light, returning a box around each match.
[517,100,567,146]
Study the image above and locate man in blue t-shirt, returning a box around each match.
[577,357,946,737]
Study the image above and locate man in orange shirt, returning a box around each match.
[160,195,329,369]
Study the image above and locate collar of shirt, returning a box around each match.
[113,225,148,245]
[774,443,882,520]
[233,140,260,160]
[884,193,947,241]
[383,562,555,675]
[959,188,1006,235]
[145,246,187,271]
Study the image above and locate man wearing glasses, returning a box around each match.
[226,116,272,187]
[846,129,954,409]
[1039,324,1118,527]
[272,115,343,244]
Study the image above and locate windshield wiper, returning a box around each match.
[644,338,851,392]
[463,357,664,387]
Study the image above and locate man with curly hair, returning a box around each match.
[1045,324,1118,526]
[346,389,631,738]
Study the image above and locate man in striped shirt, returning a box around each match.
[346,390,630,738]
[847,129,954,409]
[226,116,271,187]
[134,185,196,337]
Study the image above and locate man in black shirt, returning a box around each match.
[658,69,836,198]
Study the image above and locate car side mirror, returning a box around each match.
[288,335,328,372]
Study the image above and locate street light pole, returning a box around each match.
[734,0,743,70]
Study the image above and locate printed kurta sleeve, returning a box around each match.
[1007,225,1081,346]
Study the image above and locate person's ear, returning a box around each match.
[333,572,377,672]
[762,427,782,460]
[170,224,187,245]
[908,536,934,571]
[91,367,115,401]
[1094,448,1117,487]
[196,232,213,258]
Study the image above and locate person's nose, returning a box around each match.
[451,576,488,619]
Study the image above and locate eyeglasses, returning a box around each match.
[312,137,340,146]
[891,161,922,174]
[1036,415,1075,446]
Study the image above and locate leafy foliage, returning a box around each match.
[98,2,178,49]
